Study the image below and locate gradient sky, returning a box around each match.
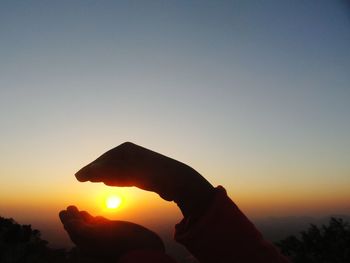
[1,0,350,247]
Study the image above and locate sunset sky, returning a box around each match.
[0,0,350,248]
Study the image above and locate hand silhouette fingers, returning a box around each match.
[94,215,108,223]
[59,210,68,224]
[67,205,81,217]
[60,206,82,227]
[80,210,94,222]
[59,206,166,259]
[75,161,108,182]
[75,142,138,180]
[75,159,131,184]
[60,206,101,225]
[59,206,95,244]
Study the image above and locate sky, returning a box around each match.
[1,0,350,248]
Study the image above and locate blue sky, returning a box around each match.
[0,1,350,224]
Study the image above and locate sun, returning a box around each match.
[106,196,122,209]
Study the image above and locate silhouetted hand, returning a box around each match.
[75,142,215,216]
[59,206,165,261]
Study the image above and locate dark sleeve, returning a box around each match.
[174,186,291,263]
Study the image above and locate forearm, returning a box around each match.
[174,186,291,263]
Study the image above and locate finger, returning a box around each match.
[59,212,84,236]
[75,142,139,183]
[76,161,135,187]
[75,162,97,182]
[64,218,85,232]
[63,219,89,244]
[59,206,82,226]
[67,205,81,219]
[59,210,68,224]
[80,211,94,222]
[75,162,109,182]
[94,215,108,223]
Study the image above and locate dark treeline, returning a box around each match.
[1,216,350,263]
[0,217,78,263]
[275,217,350,263]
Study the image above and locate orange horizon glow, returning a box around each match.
[1,183,349,221]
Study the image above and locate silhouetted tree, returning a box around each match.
[276,217,350,263]
[0,216,66,263]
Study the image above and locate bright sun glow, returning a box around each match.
[106,196,122,209]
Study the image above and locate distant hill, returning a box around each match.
[254,214,350,242]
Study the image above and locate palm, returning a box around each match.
[59,206,164,261]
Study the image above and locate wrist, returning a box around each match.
[173,168,215,218]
